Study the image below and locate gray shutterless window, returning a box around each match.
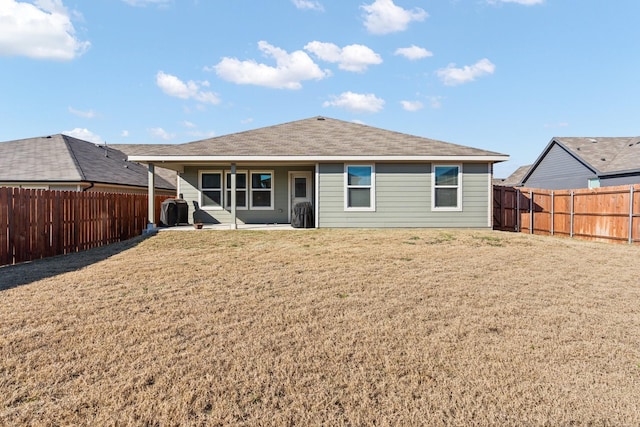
[432,165,462,211]
[225,171,247,209]
[250,171,273,209]
[345,165,375,211]
[201,172,222,208]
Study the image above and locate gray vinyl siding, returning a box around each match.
[179,165,313,224]
[317,163,491,228]
[600,174,640,187]
[523,144,596,189]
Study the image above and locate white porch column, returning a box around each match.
[230,163,237,229]
[147,163,156,227]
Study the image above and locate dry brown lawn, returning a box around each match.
[1,229,640,426]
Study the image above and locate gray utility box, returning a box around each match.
[291,202,314,228]
[160,198,189,227]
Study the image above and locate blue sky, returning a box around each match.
[1,0,639,177]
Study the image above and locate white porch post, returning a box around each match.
[230,163,237,229]
[147,163,156,227]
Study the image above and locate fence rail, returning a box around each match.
[493,184,640,244]
[0,188,172,266]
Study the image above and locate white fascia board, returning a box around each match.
[129,155,510,163]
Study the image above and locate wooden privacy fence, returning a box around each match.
[0,188,172,266]
[494,184,640,244]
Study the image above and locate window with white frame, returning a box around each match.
[345,165,375,210]
[432,165,461,210]
[199,171,223,209]
[250,171,273,209]
[225,171,248,209]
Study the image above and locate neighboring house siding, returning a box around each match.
[180,165,314,224]
[600,174,640,187]
[523,144,596,189]
[317,162,491,228]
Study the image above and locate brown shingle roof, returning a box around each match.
[0,134,175,190]
[110,144,178,186]
[494,164,531,186]
[128,116,508,159]
[555,137,640,174]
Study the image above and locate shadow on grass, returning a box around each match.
[0,234,152,291]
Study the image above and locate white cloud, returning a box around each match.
[0,0,90,60]
[400,100,423,112]
[62,128,103,143]
[291,0,324,11]
[304,41,382,72]
[488,0,543,5]
[156,71,221,104]
[394,45,433,60]
[68,106,97,119]
[121,130,129,137]
[323,91,385,113]
[149,127,175,141]
[436,58,496,86]
[361,0,427,35]
[211,41,330,90]
[181,120,196,128]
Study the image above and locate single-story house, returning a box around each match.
[0,134,176,195]
[520,137,640,190]
[129,116,509,228]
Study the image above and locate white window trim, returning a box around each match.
[432,164,463,212]
[224,170,248,210]
[250,170,274,210]
[198,170,224,210]
[344,164,376,212]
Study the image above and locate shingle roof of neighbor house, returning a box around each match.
[0,134,175,190]
[552,137,640,175]
[109,144,178,186]
[493,164,531,186]
[128,116,509,160]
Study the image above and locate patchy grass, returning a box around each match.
[1,229,640,426]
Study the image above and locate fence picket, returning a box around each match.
[0,188,172,266]
[494,184,640,244]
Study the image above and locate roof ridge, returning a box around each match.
[61,134,89,180]
[180,116,327,147]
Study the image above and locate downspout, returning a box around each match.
[82,182,95,192]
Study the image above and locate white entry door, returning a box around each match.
[289,171,313,222]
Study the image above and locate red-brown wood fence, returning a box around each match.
[0,188,172,266]
[494,184,640,244]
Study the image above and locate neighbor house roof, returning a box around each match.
[0,134,175,190]
[110,144,178,187]
[493,164,531,186]
[521,137,640,186]
[128,116,509,163]
[551,137,640,175]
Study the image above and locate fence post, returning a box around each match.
[550,191,554,236]
[570,191,575,238]
[529,190,534,234]
[516,189,521,232]
[629,185,635,245]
